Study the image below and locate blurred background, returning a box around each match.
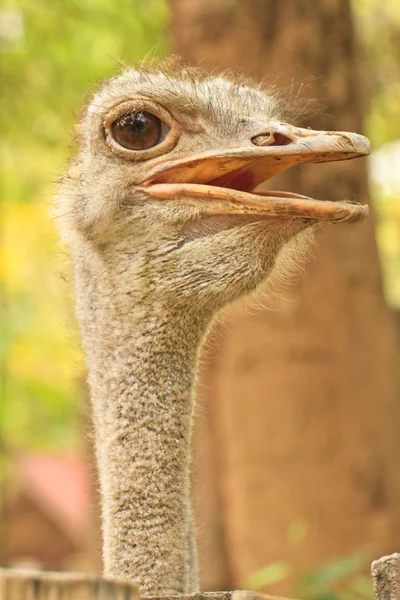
[1,1,400,599]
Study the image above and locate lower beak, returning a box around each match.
[143,123,370,223]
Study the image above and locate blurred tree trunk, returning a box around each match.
[169,0,400,592]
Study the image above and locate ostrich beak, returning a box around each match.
[143,124,371,223]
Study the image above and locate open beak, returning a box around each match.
[142,123,370,223]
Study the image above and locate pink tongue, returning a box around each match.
[208,167,256,192]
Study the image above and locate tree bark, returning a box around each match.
[169,0,400,592]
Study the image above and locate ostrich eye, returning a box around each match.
[111,111,168,150]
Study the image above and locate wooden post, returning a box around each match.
[0,570,296,600]
[371,553,400,600]
[0,569,140,600]
[9,562,398,600]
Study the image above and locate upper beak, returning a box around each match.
[143,123,371,223]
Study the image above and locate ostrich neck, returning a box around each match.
[74,248,208,595]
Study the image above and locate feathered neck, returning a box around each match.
[73,242,211,595]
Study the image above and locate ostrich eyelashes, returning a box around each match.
[110,111,170,151]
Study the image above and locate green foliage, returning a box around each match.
[296,554,374,600]
[355,0,400,147]
[246,562,290,589]
[354,0,400,305]
[0,0,168,451]
[0,0,168,204]
[353,0,400,307]
[246,552,374,600]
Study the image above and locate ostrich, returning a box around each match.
[56,61,369,597]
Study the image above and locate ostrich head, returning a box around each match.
[59,62,369,315]
[56,61,370,595]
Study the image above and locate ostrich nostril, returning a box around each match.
[251,132,271,146]
[251,132,293,146]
